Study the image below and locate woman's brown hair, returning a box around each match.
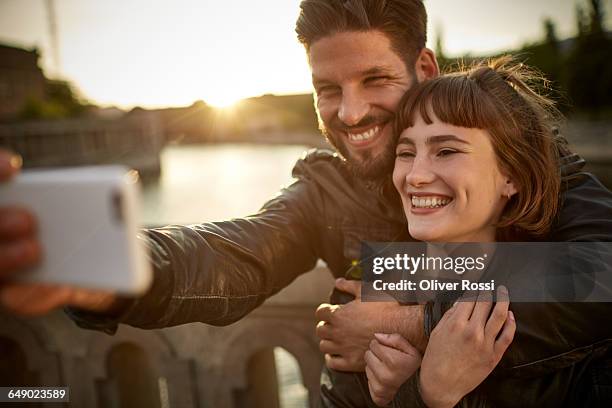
[394,56,562,239]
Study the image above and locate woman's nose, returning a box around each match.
[405,156,436,187]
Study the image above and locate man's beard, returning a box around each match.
[320,118,396,183]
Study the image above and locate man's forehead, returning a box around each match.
[308,31,407,81]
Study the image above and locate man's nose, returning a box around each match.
[405,155,436,187]
[338,89,369,127]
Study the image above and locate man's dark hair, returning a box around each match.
[295,0,427,67]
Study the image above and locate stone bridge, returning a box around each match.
[0,264,334,408]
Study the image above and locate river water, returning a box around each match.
[141,143,313,225]
[141,143,313,407]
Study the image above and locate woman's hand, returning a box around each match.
[419,287,516,408]
[365,332,422,407]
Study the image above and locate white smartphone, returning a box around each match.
[0,166,152,295]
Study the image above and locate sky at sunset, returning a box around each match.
[0,0,609,109]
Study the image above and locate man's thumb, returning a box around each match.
[0,150,22,182]
[335,278,361,297]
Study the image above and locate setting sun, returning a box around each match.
[205,92,243,109]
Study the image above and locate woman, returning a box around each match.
[365,56,563,407]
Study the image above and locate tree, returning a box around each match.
[544,18,559,47]
[517,18,564,107]
[565,0,612,113]
[18,80,89,120]
[589,0,604,34]
[434,26,452,72]
[575,3,589,36]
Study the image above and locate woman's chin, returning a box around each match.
[408,228,447,242]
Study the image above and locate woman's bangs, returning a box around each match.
[424,76,497,131]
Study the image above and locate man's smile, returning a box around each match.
[343,122,389,150]
[347,125,380,143]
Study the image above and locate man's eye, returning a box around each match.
[365,76,388,85]
[437,149,457,157]
[317,86,339,96]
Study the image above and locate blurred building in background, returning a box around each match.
[0,43,164,179]
[0,114,164,180]
[0,44,46,120]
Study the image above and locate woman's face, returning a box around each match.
[392,113,516,242]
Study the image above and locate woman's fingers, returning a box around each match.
[365,351,394,407]
[366,365,391,408]
[374,333,420,358]
[469,290,493,328]
[366,342,386,368]
[368,338,420,391]
[485,286,510,340]
[365,364,379,385]
[369,338,410,370]
[494,311,516,357]
[453,294,477,322]
[496,285,510,304]
[364,348,387,377]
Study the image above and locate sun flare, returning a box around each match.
[206,94,242,109]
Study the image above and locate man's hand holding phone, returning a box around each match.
[0,149,129,317]
[0,150,41,278]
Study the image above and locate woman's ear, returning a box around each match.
[504,178,518,199]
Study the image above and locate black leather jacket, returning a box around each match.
[69,148,612,406]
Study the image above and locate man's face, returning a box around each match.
[309,30,415,180]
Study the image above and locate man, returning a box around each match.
[1,0,612,406]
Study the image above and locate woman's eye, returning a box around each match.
[396,151,415,159]
[437,149,457,157]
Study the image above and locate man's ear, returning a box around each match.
[414,48,439,83]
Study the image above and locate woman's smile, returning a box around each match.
[408,193,453,214]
